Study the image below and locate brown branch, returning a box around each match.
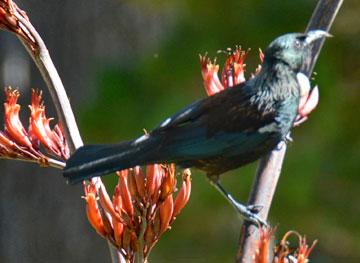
[236,1,344,262]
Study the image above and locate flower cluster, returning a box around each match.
[199,47,252,96]
[253,227,317,263]
[0,0,36,49]
[0,87,191,261]
[0,87,69,166]
[83,165,191,262]
[199,47,319,125]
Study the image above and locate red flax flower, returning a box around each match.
[200,46,319,125]
[0,87,69,167]
[0,0,36,50]
[251,227,317,263]
[83,165,191,262]
[0,87,191,261]
[273,230,318,263]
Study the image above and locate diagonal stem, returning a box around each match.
[236,1,343,262]
[12,8,125,263]
[14,13,83,151]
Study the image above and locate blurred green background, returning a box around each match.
[1,0,359,262]
[79,0,359,262]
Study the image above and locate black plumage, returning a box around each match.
[63,30,328,186]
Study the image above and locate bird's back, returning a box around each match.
[149,73,300,175]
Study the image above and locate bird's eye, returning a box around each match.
[294,40,301,49]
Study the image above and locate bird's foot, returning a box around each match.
[284,133,293,144]
[246,204,263,213]
[275,140,287,151]
[232,201,267,227]
[208,178,267,227]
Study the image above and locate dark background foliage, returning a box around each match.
[0,0,359,262]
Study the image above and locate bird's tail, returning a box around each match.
[63,137,158,184]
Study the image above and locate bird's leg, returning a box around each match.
[207,175,267,226]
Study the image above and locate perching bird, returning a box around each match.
[64,30,329,224]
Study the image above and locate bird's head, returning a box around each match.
[264,30,331,72]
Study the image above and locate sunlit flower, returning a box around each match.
[200,46,262,96]
[4,87,32,148]
[83,166,191,262]
[200,47,319,125]
[29,90,69,159]
[0,87,68,167]
[252,226,277,263]
[0,0,36,49]
[273,230,318,263]
[249,227,317,263]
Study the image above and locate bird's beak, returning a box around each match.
[305,30,332,45]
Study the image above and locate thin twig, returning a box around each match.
[2,156,65,169]
[47,157,66,169]
[12,7,125,263]
[14,13,83,151]
[236,1,343,262]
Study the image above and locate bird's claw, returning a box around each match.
[209,180,267,227]
[275,134,292,151]
[284,133,293,144]
[275,140,286,151]
[233,201,267,227]
[246,204,263,214]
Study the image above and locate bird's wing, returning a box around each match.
[154,82,276,136]
[156,99,204,130]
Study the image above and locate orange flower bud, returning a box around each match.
[173,169,191,217]
[200,47,264,95]
[146,164,162,198]
[53,124,70,159]
[221,47,248,87]
[29,90,59,154]
[113,207,124,247]
[4,87,32,148]
[160,164,176,201]
[117,170,134,218]
[0,0,36,50]
[253,226,276,263]
[134,166,145,200]
[297,236,318,263]
[100,208,114,237]
[159,194,174,235]
[113,219,124,247]
[199,54,224,96]
[111,187,124,246]
[112,186,122,213]
[28,89,69,159]
[275,231,317,263]
[83,184,107,238]
[127,168,139,198]
[98,183,121,222]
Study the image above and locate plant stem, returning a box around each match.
[14,14,83,151]
[236,1,343,262]
[13,9,124,263]
[47,158,66,169]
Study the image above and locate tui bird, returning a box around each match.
[64,30,329,225]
